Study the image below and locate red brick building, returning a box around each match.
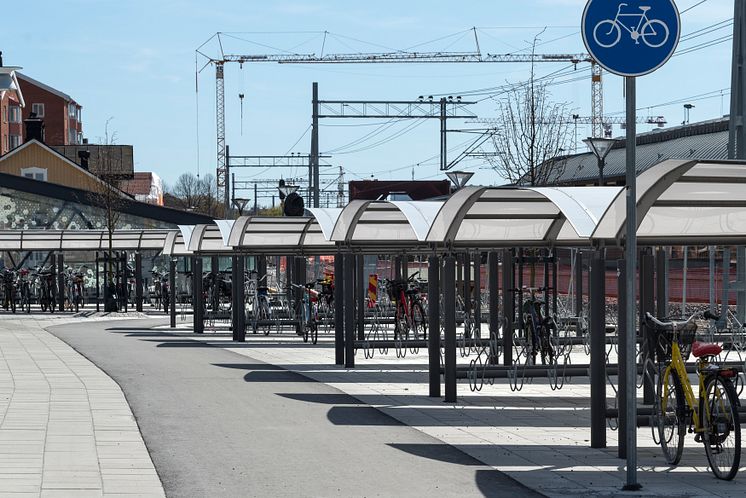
[17,73,83,146]
[0,66,24,155]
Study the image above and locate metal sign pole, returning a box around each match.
[624,75,640,491]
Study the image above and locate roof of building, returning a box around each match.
[543,118,729,185]
[16,72,77,105]
[0,171,212,226]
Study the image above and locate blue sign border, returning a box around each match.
[581,0,681,77]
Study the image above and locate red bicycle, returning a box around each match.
[386,271,427,341]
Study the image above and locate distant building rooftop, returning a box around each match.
[541,117,729,185]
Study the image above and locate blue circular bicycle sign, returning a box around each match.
[582,0,680,76]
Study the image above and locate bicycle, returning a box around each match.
[385,271,428,341]
[247,273,273,335]
[293,282,319,344]
[17,268,31,314]
[521,287,556,366]
[593,3,669,49]
[646,311,741,480]
[2,269,17,313]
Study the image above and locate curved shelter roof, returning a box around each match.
[329,200,443,252]
[592,159,746,245]
[0,229,173,252]
[422,186,621,248]
[227,214,337,255]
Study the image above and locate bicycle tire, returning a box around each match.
[260,299,272,336]
[641,19,669,48]
[593,19,621,48]
[310,319,318,345]
[411,301,426,339]
[656,368,686,465]
[394,301,409,341]
[703,375,741,480]
[525,318,538,365]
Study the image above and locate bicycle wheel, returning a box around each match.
[703,375,741,480]
[593,20,621,48]
[525,319,538,364]
[394,301,408,341]
[310,318,318,345]
[641,19,669,48]
[656,369,686,465]
[260,299,272,336]
[411,301,427,340]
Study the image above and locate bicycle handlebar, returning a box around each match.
[644,310,719,329]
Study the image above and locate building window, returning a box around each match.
[68,103,76,118]
[2,105,6,123]
[31,103,45,117]
[77,132,83,144]
[20,167,48,182]
[2,134,6,152]
[76,108,81,122]
[8,135,21,150]
[68,129,78,144]
[8,106,21,123]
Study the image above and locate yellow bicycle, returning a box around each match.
[646,311,741,480]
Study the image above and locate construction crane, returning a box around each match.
[197,31,605,208]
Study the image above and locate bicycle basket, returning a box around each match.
[650,320,698,361]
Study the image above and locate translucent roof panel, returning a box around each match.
[229,216,335,254]
[426,186,619,247]
[0,230,173,252]
[188,224,232,253]
[331,201,422,245]
[592,159,746,244]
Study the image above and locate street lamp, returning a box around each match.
[583,137,619,186]
[445,170,474,191]
[232,197,250,216]
[683,103,695,125]
[278,184,299,197]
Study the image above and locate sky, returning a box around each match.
[3,0,735,207]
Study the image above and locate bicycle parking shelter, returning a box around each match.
[3,158,746,483]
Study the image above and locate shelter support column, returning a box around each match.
[334,252,344,366]
[590,249,606,449]
[57,253,65,312]
[193,257,204,334]
[488,251,499,363]
[95,252,100,312]
[122,252,128,313]
[169,258,177,328]
[344,253,355,369]
[464,252,472,334]
[617,259,627,458]
[656,247,668,319]
[211,256,219,315]
[575,250,584,319]
[231,255,239,340]
[640,250,655,404]
[235,255,246,342]
[428,254,441,398]
[356,255,365,341]
[473,252,481,338]
[501,249,514,366]
[444,254,457,403]
[135,252,143,312]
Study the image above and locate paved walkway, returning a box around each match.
[49,319,537,498]
[168,321,745,498]
[0,314,164,497]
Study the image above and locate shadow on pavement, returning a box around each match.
[277,393,364,405]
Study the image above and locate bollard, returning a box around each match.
[590,250,606,449]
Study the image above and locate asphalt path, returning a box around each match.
[49,319,540,498]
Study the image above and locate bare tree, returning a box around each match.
[86,118,127,311]
[486,35,573,186]
[167,172,224,218]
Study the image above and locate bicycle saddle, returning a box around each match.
[691,341,721,358]
[639,6,651,12]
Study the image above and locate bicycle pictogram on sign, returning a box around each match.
[582,0,680,77]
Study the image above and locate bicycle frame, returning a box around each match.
[613,3,650,34]
[662,341,703,430]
